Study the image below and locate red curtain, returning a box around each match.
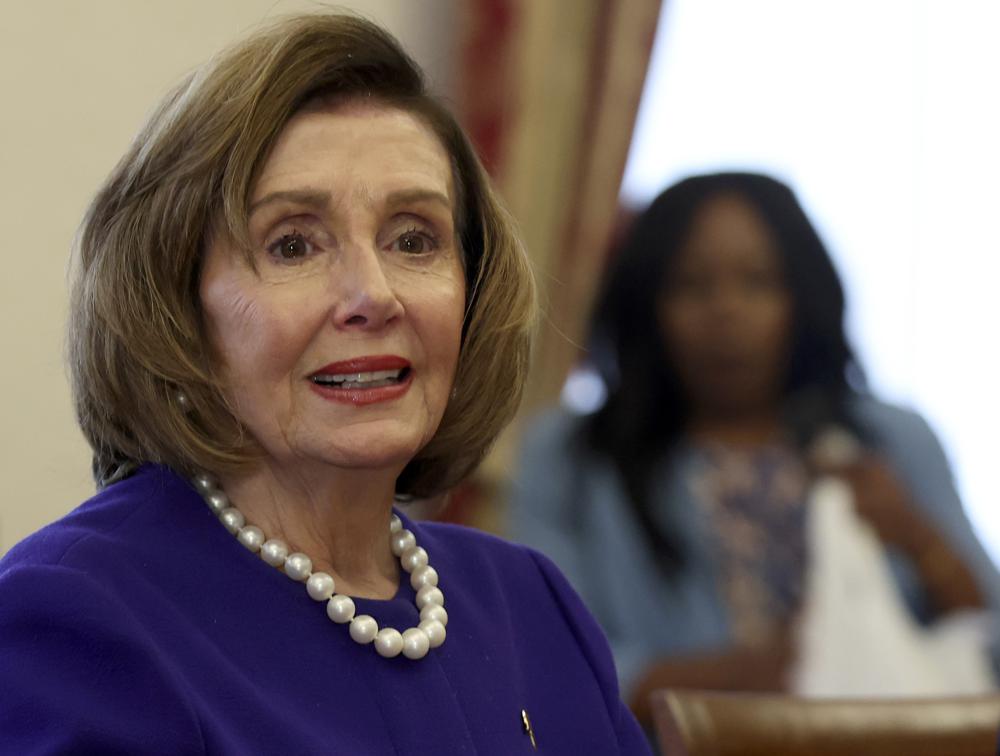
[447,0,663,530]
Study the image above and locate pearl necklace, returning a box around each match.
[191,472,447,660]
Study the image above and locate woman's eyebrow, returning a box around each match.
[383,188,452,212]
[249,188,331,215]
[249,187,452,216]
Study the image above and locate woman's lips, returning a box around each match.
[310,355,410,375]
[307,355,413,406]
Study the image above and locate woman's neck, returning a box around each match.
[686,406,785,449]
[217,462,401,599]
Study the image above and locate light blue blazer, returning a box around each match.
[509,396,1000,696]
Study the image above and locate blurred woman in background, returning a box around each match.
[511,171,999,725]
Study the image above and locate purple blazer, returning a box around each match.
[0,465,650,754]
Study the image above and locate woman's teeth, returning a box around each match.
[311,369,403,389]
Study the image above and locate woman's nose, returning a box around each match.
[330,246,404,330]
[706,279,757,319]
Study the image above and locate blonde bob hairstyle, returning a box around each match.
[69,12,535,497]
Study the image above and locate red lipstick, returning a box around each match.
[311,355,410,375]
[307,355,412,406]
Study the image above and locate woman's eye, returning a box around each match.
[745,268,783,291]
[267,232,311,260]
[393,230,436,255]
[672,273,710,296]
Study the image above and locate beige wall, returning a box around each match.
[0,0,456,553]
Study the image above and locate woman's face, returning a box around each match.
[658,193,792,417]
[200,101,466,477]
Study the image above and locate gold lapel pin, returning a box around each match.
[520,708,537,750]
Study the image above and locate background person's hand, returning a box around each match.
[836,456,922,548]
[826,455,983,614]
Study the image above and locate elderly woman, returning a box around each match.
[0,14,649,754]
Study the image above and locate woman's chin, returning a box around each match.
[294,434,429,476]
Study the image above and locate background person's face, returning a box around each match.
[658,193,793,418]
[199,101,466,478]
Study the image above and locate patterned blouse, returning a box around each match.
[689,443,809,645]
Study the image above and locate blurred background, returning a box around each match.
[1,0,997,567]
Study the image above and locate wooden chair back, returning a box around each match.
[651,689,1000,756]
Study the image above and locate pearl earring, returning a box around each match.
[176,390,192,413]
